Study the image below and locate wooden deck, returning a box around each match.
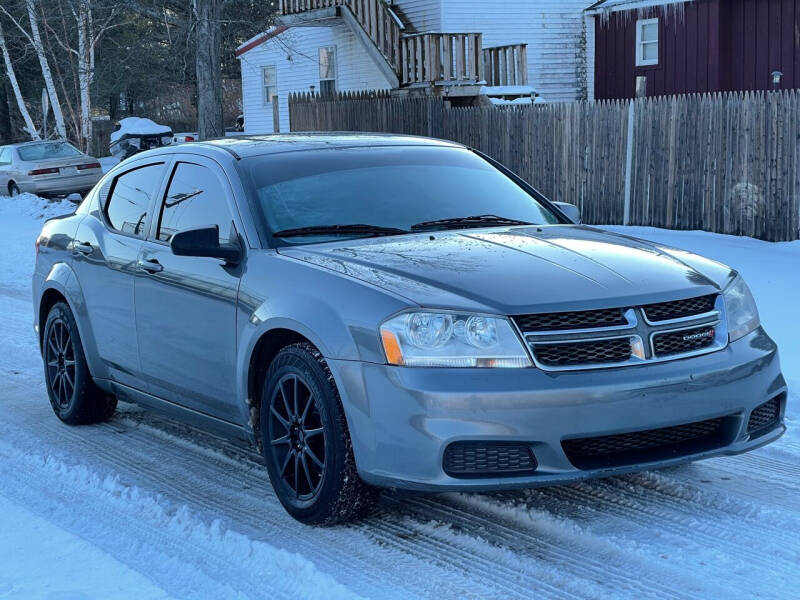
[279,0,528,91]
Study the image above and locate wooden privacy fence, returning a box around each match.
[288,90,800,242]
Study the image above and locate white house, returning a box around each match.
[237,0,596,134]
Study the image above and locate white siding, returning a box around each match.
[442,0,590,102]
[392,0,442,32]
[238,24,393,133]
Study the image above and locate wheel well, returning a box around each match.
[8,180,17,194]
[39,288,67,348]
[247,328,316,452]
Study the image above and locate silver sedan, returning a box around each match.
[0,140,103,197]
[32,134,787,525]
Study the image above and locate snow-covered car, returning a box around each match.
[0,140,102,197]
[32,134,787,526]
[109,117,173,160]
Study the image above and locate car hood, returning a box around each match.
[277,225,735,314]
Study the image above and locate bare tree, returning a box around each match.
[26,0,67,137]
[0,21,39,139]
[194,0,223,140]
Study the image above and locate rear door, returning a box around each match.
[134,156,244,422]
[71,160,167,388]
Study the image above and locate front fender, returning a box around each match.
[235,252,414,437]
[38,262,109,381]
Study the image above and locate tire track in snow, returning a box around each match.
[391,495,696,600]
[0,440,352,600]
[0,380,549,600]
[478,473,800,594]
[0,399,436,599]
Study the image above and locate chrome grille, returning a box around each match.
[534,337,632,367]
[515,294,725,371]
[642,294,717,322]
[652,325,716,357]
[512,308,626,332]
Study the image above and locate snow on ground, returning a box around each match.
[0,194,798,599]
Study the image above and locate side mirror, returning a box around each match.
[170,225,242,264]
[553,201,581,224]
[66,192,83,204]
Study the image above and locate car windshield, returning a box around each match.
[244,146,560,245]
[17,141,82,162]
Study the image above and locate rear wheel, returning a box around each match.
[8,182,21,197]
[43,302,117,424]
[261,343,378,525]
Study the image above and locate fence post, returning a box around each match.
[623,99,635,225]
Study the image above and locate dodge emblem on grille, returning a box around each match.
[683,328,715,342]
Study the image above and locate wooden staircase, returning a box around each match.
[279,0,527,94]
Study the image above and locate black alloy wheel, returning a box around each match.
[45,316,76,409]
[42,302,117,425]
[261,343,378,525]
[268,373,327,501]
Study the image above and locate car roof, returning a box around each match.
[178,132,465,159]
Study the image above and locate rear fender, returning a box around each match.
[39,262,109,380]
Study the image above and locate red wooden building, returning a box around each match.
[588,0,800,99]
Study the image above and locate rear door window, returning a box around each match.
[157,162,234,244]
[105,163,164,237]
[0,148,9,165]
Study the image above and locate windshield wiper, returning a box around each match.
[410,214,534,231]
[272,224,409,238]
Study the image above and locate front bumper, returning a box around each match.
[20,172,101,195]
[330,327,787,491]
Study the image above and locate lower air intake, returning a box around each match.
[747,397,782,438]
[562,416,732,470]
[443,442,537,478]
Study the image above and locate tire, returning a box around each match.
[261,343,378,525]
[8,182,21,197]
[43,302,117,425]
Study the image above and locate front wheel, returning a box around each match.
[43,302,117,424]
[261,343,378,525]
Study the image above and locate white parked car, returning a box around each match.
[0,140,102,197]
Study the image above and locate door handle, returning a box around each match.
[73,242,93,255]
[138,258,163,274]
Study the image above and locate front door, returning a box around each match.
[134,158,243,422]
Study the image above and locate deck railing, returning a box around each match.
[401,33,483,86]
[280,0,402,74]
[483,44,528,87]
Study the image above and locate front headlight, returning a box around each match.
[723,275,760,341]
[380,311,532,368]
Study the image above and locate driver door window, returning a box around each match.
[157,162,234,244]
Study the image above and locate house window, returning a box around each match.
[262,65,277,105]
[319,46,337,96]
[636,18,659,66]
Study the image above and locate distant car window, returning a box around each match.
[105,163,164,237]
[0,148,9,166]
[17,141,82,162]
[157,162,234,244]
